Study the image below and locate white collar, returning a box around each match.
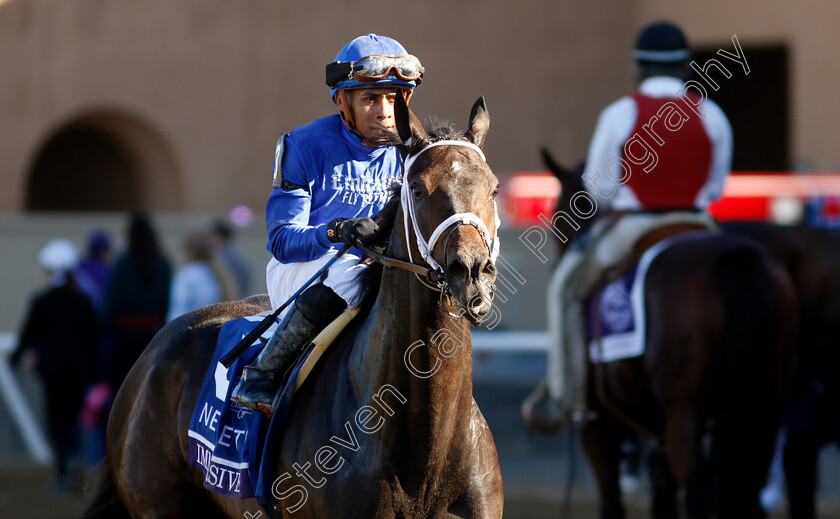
[638,76,685,98]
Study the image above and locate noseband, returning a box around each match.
[359,139,500,299]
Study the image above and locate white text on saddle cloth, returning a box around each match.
[401,140,501,274]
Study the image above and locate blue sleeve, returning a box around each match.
[265,137,334,263]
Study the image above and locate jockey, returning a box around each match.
[231,34,423,413]
[547,21,733,425]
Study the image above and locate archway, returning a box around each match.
[26,111,180,212]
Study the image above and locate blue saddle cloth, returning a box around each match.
[586,230,713,362]
[187,315,311,504]
[587,263,644,362]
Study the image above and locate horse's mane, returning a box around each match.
[372,117,467,156]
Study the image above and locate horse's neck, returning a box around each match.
[349,226,475,458]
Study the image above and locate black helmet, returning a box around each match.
[634,21,690,66]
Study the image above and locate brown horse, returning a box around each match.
[722,220,840,519]
[83,96,503,518]
[526,150,798,519]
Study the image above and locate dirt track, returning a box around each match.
[3,463,839,519]
[0,463,646,519]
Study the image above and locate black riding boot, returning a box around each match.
[230,283,346,416]
[230,309,318,413]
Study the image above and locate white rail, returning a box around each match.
[0,333,53,464]
[471,330,548,352]
[0,329,547,465]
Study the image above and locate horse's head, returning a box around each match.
[391,95,500,324]
[541,147,591,257]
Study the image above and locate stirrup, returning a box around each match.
[230,366,281,416]
[521,382,569,434]
[251,369,294,419]
[258,367,296,419]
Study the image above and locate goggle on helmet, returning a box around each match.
[327,54,423,87]
[326,54,423,99]
[326,34,423,99]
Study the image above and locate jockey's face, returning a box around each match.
[337,87,412,146]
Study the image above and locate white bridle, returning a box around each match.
[400,140,501,279]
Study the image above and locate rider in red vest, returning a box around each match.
[545,21,733,427]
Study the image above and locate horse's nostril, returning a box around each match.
[449,258,466,275]
[447,255,493,285]
[481,258,496,277]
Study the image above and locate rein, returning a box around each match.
[355,240,444,285]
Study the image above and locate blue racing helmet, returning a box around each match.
[326,33,423,100]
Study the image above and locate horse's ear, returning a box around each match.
[466,96,490,149]
[395,90,426,145]
[540,147,563,181]
[540,146,576,183]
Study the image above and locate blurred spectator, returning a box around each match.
[11,239,98,491]
[73,230,113,468]
[166,229,235,321]
[74,230,112,313]
[101,214,171,392]
[210,219,253,298]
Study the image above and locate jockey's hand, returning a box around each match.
[326,217,381,246]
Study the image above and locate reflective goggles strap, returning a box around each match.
[327,55,423,86]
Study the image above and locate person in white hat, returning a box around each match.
[11,238,99,491]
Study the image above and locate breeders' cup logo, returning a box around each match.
[230,402,253,419]
[600,282,633,333]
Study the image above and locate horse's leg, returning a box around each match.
[580,416,626,519]
[114,410,226,518]
[648,445,678,519]
[110,355,226,519]
[659,409,708,519]
[783,428,822,519]
[703,410,775,519]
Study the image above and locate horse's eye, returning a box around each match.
[491,184,500,199]
[411,184,424,200]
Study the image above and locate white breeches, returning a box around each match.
[546,211,717,404]
[266,251,370,320]
[592,211,717,267]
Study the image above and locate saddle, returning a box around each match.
[284,308,360,395]
[587,222,711,362]
[599,222,709,287]
[187,307,361,502]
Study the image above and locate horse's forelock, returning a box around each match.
[386,117,475,203]
[420,117,463,145]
